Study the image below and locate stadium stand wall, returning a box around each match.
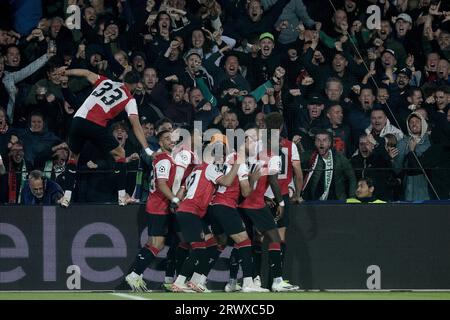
[1,204,449,290]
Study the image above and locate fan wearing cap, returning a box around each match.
[292,95,327,151]
[393,13,421,67]
[396,67,413,94]
[376,48,407,89]
[370,19,407,68]
[179,49,214,91]
[246,32,282,89]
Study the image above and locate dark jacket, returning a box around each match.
[301,150,357,201]
[13,127,62,169]
[20,178,63,205]
[351,146,395,201]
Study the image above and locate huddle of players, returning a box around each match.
[125,112,303,293]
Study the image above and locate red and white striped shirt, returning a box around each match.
[74,76,138,127]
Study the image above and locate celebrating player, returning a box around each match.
[125,130,180,292]
[209,132,270,293]
[239,126,300,292]
[57,68,154,207]
[264,113,303,279]
[171,136,242,293]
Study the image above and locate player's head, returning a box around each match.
[123,70,142,92]
[155,118,174,133]
[157,129,175,152]
[244,124,259,157]
[207,133,228,164]
[264,112,284,131]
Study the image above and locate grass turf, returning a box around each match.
[1,291,450,300]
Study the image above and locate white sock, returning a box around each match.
[228,278,237,285]
[274,277,283,284]
[118,190,126,198]
[174,275,186,286]
[243,277,253,287]
[64,190,72,201]
[165,276,174,284]
[129,271,139,278]
[190,272,202,284]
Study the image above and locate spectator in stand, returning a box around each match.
[20,169,63,205]
[325,104,352,157]
[301,129,356,201]
[293,95,327,152]
[346,177,386,204]
[12,112,65,170]
[351,133,396,201]
[365,108,404,146]
[0,140,29,204]
[393,112,432,201]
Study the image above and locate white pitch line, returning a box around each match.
[110,293,151,300]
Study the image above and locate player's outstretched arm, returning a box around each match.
[217,163,240,187]
[57,67,99,85]
[128,114,153,157]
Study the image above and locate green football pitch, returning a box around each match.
[1,291,450,300]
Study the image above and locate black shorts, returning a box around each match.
[240,207,277,234]
[269,194,291,228]
[175,212,206,243]
[209,205,246,236]
[202,210,213,235]
[147,213,170,237]
[68,117,119,155]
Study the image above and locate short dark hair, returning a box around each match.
[314,129,332,141]
[111,121,129,133]
[435,85,450,95]
[157,129,171,141]
[360,85,375,95]
[155,117,173,132]
[123,70,141,84]
[358,177,374,189]
[371,107,386,115]
[406,86,422,98]
[264,112,284,130]
[30,111,44,121]
[46,56,63,74]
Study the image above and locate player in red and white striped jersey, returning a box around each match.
[126,130,181,292]
[161,128,202,290]
[57,68,154,207]
[208,136,270,293]
[239,126,300,292]
[171,138,242,293]
[263,113,303,288]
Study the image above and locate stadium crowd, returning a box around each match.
[0,0,449,205]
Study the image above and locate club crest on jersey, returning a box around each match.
[158,166,166,173]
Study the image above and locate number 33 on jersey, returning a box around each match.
[74,76,138,127]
